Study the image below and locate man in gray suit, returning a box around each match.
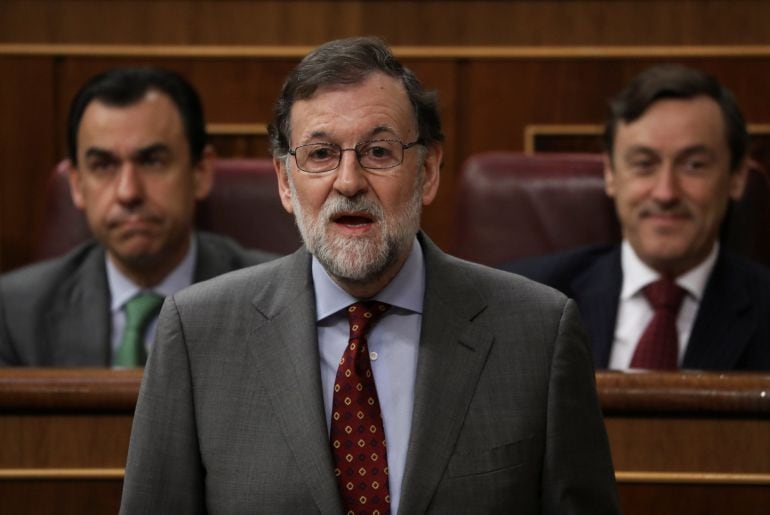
[120,38,619,514]
[0,67,274,366]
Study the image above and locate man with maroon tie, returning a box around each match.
[120,37,619,514]
[504,64,770,371]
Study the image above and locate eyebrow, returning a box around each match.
[83,143,171,161]
[621,146,658,161]
[132,143,171,160]
[676,145,714,160]
[302,125,400,145]
[623,144,714,158]
[83,147,118,161]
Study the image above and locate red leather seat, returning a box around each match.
[34,159,301,260]
[451,152,620,266]
[451,152,770,268]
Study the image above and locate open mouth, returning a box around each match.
[333,213,375,227]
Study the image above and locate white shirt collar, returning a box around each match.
[620,239,719,301]
[312,236,425,322]
[107,235,197,311]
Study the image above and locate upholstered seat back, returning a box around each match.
[451,152,620,266]
[34,159,301,261]
[451,152,770,268]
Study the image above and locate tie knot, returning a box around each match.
[346,301,390,339]
[643,278,686,312]
[124,292,165,331]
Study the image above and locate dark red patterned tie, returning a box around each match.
[630,278,687,370]
[331,301,391,515]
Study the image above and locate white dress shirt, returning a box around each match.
[107,236,197,356]
[313,237,424,515]
[609,240,718,369]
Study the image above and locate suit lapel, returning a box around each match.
[398,236,493,514]
[570,248,621,368]
[45,246,111,366]
[246,249,343,514]
[684,252,755,369]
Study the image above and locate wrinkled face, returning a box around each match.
[275,72,441,294]
[69,91,213,282]
[606,96,747,276]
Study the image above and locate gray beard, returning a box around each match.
[289,177,422,284]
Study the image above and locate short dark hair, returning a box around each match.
[268,37,444,157]
[603,64,748,172]
[67,67,207,165]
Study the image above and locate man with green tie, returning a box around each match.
[0,67,274,367]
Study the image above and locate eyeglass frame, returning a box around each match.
[287,138,424,174]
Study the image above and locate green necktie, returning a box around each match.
[113,292,164,367]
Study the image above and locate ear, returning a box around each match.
[192,145,215,200]
[602,152,617,198]
[68,160,86,210]
[728,157,751,201]
[420,143,442,206]
[274,155,295,214]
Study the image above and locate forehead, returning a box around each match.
[614,96,728,154]
[288,72,415,143]
[77,90,185,152]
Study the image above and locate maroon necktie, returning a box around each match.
[630,278,687,370]
[331,301,391,515]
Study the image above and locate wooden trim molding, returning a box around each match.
[524,123,770,153]
[2,369,769,413]
[5,44,770,60]
[2,468,768,485]
[616,471,770,486]
[0,368,141,410]
[596,371,770,414]
[207,123,268,136]
[0,468,124,480]
[524,124,602,153]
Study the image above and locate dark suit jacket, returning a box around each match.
[119,233,619,514]
[501,244,770,370]
[0,231,276,366]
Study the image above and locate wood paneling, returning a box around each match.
[3,1,770,46]
[617,484,770,515]
[5,49,770,271]
[0,57,56,272]
[1,369,768,514]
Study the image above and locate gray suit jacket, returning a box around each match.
[120,234,619,514]
[0,231,275,366]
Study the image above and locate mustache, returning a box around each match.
[639,202,692,219]
[321,194,384,222]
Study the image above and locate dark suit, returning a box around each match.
[0,231,275,366]
[502,244,770,370]
[120,234,619,514]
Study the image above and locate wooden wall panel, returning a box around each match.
[617,484,770,515]
[3,1,770,46]
[4,50,770,272]
[463,56,770,156]
[52,57,301,159]
[2,369,768,515]
[0,57,56,272]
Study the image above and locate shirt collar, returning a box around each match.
[107,235,197,311]
[620,239,719,301]
[312,236,425,322]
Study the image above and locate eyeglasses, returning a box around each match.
[288,139,423,174]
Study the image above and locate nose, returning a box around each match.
[114,163,144,207]
[651,164,679,204]
[332,149,369,197]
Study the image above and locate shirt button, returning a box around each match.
[370,351,378,361]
